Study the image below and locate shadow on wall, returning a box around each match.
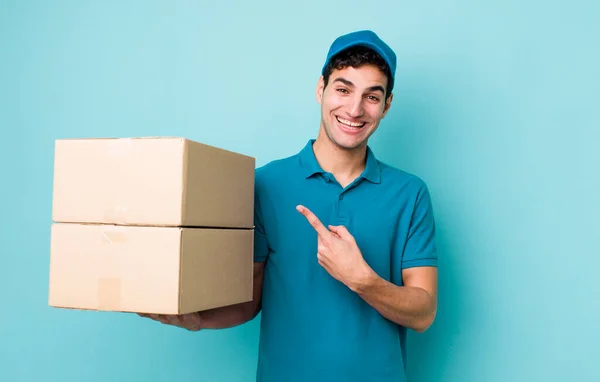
[372,80,470,382]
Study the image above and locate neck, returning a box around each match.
[312,127,367,186]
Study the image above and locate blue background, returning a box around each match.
[1,1,599,381]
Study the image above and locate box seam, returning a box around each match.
[180,138,189,227]
[178,228,184,313]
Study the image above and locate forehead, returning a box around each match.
[329,64,387,90]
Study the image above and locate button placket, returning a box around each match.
[333,187,347,225]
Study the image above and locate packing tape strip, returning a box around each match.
[104,206,129,225]
[102,228,127,244]
[97,278,121,311]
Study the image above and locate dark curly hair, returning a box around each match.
[322,45,393,100]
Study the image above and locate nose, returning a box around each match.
[348,95,364,118]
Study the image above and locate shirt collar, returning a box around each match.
[298,139,381,184]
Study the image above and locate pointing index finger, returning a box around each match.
[296,205,330,238]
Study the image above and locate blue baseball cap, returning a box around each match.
[322,30,397,92]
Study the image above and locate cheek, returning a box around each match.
[323,96,344,113]
[365,105,384,121]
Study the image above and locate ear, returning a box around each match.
[316,76,325,104]
[381,92,394,119]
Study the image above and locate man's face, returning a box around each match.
[316,64,393,151]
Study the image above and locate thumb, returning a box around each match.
[328,225,351,239]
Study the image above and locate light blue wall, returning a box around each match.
[1,1,598,381]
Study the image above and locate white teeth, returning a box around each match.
[337,117,365,128]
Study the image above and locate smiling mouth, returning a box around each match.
[336,116,366,128]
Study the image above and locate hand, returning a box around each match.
[296,205,375,291]
[137,312,202,331]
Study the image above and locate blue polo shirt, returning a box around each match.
[253,139,438,382]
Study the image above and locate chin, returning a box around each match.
[334,128,370,150]
[331,135,367,151]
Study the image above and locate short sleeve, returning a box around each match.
[401,183,438,269]
[253,174,270,263]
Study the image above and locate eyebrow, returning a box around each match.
[332,77,385,94]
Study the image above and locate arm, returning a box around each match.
[352,183,438,332]
[139,261,265,331]
[352,266,437,333]
[296,204,438,333]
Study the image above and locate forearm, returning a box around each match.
[352,273,436,332]
[197,300,260,330]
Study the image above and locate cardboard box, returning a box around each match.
[48,223,254,314]
[51,137,255,228]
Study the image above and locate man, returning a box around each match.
[141,30,438,382]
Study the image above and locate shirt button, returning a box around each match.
[339,194,344,200]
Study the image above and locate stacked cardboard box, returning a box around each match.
[48,137,255,314]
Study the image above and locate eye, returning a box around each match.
[367,95,380,102]
[336,88,349,94]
